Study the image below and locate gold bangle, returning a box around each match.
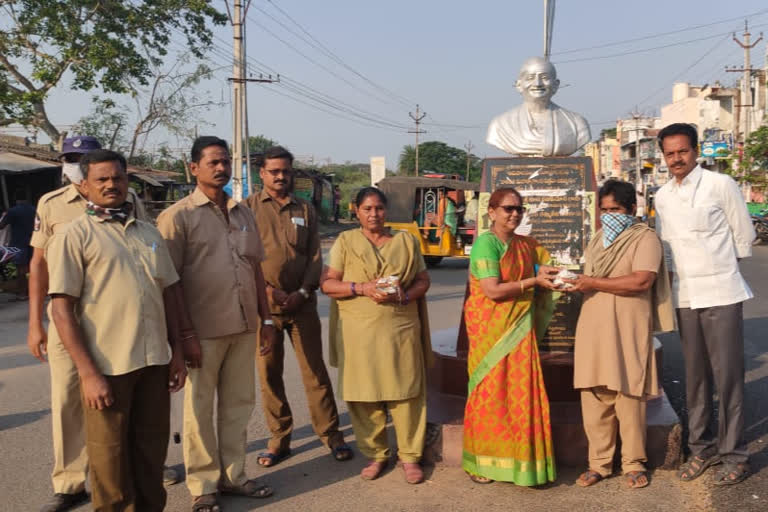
[520,280,525,294]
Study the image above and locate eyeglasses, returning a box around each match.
[264,169,293,177]
[498,205,525,214]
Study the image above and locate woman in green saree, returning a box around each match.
[462,187,559,486]
[321,187,432,484]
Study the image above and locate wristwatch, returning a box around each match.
[298,287,310,299]
[263,319,275,326]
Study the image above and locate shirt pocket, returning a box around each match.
[235,231,262,260]
[689,203,720,233]
[289,223,309,253]
[138,242,161,279]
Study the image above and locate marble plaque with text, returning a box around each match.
[481,157,596,352]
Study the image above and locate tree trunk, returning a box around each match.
[32,100,60,142]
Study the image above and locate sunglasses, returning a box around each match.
[498,205,526,214]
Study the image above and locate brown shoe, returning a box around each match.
[360,460,387,480]
[402,462,424,484]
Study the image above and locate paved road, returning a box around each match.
[1,247,766,511]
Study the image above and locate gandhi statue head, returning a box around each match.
[515,57,560,108]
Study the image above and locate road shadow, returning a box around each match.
[245,417,355,456]
[0,408,49,431]
[660,316,768,466]
[222,422,431,510]
[0,352,42,371]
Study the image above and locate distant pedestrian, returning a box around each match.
[565,179,675,490]
[157,136,276,512]
[0,189,35,299]
[243,146,352,469]
[655,123,756,486]
[48,149,187,511]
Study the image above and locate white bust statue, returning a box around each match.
[486,57,591,156]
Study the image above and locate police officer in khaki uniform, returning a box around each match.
[28,137,153,512]
[48,148,187,512]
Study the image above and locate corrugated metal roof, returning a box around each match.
[0,151,60,174]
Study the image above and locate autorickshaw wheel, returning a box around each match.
[425,256,443,268]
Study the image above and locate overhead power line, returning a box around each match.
[255,1,414,108]
[551,7,768,56]
[554,23,768,64]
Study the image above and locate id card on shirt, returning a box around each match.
[291,217,305,227]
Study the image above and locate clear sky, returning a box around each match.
[33,0,768,169]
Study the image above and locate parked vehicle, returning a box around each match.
[376,176,479,267]
[752,210,768,245]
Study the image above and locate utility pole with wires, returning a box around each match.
[224,0,278,200]
[408,104,427,176]
[726,20,763,149]
[464,140,474,181]
[626,110,645,192]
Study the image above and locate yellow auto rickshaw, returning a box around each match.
[376,176,479,267]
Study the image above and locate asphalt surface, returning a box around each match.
[1,246,766,511]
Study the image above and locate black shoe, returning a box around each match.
[40,491,89,512]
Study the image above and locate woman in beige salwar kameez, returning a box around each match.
[321,187,432,484]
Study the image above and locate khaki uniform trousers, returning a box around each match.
[257,310,343,452]
[347,388,426,463]
[581,387,647,476]
[82,365,170,512]
[48,327,89,494]
[183,332,257,496]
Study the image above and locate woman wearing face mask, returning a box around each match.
[563,180,675,490]
[461,187,560,486]
[321,187,432,484]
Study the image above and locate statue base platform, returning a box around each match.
[425,329,682,469]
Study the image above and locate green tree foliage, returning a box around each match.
[0,0,226,141]
[741,124,768,187]
[248,135,279,154]
[72,98,129,150]
[398,141,482,181]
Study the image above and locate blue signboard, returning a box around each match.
[701,141,730,158]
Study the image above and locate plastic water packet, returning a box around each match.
[375,275,400,295]
[553,269,578,290]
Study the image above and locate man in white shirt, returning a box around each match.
[655,123,755,486]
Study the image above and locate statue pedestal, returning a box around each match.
[424,328,682,469]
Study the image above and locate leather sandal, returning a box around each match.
[625,471,649,489]
[677,454,720,482]
[360,460,387,480]
[713,462,750,486]
[192,494,220,512]
[219,479,273,498]
[401,462,424,484]
[576,469,605,487]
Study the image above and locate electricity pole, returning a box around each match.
[225,0,247,200]
[628,111,644,192]
[225,0,278,199]
[408,104,427,176]
[726,20,763,148]
[464,140,474,181]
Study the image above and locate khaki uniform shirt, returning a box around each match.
[157,187,265,340]
[30,183,148,252]
[30,184,149,345]
[243,190,321,315]
[573,230,662,397]
[47,213,179,376]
